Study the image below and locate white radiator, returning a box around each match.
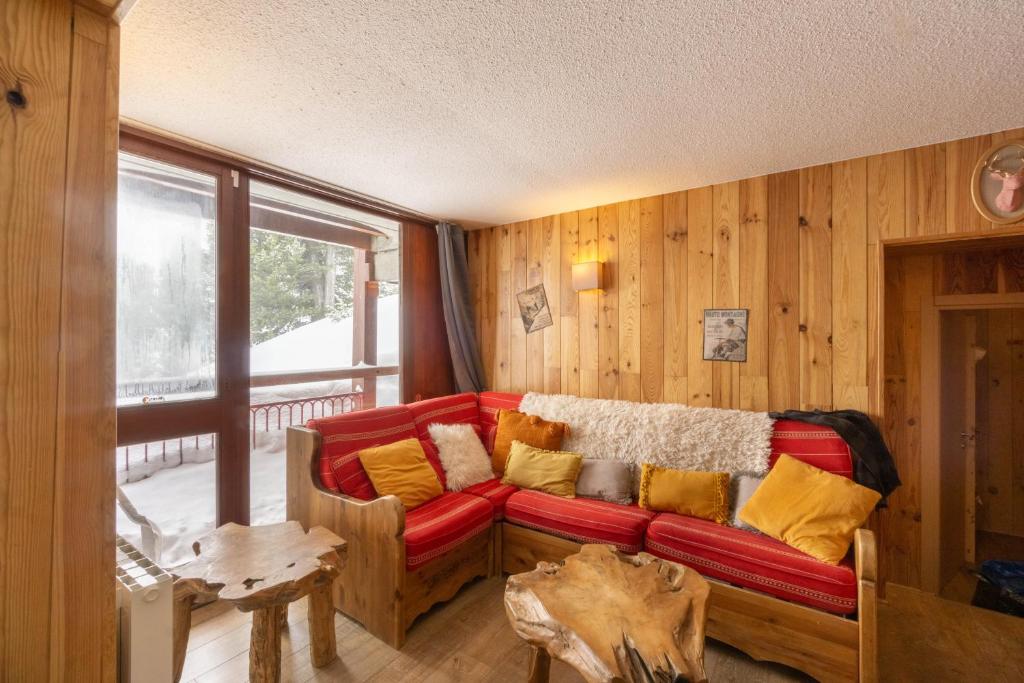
[116,535,174,683]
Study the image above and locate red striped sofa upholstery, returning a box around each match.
[288,390,877,680]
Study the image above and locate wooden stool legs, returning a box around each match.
[307,583,337,667]
[172,592,196,683]
[527,646,551,683]
[249,605,284,683]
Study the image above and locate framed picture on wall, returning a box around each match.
[703,309,748,362]
[971,140,1024,224]
[516,284,553,334]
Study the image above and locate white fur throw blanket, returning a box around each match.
[518,393,774,486]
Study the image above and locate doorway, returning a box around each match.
[923,299,1024,603]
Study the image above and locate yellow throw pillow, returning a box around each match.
[358,438,443,510]
[501,441,583,498]
[739,454,881,564]
[638,465,730,524]
[491,409,568,475]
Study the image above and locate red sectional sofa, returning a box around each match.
[286,391,878,682]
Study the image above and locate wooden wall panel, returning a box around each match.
[640,196,664,403]
[617,200,642,401]
[509,222,528,393]
[687,187,715,406]
[767,171,801,411]
[798,165,833,410]
[713,182,740,409]
[598,204,620,399]
[663,192,688,403]
[472,125,1024,588]
[905,144,946,236]
[739,177,769,411]
[526,219,545,392]
[832,158,869,411]
[558,212,580,395]
[578,208,599,397]
[0,2,119,678]
[541,216,561,393]
[946,135,990,234]
[495,226,511,390]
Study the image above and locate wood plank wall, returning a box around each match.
[1,2,120,679]
[467,126,1024,590]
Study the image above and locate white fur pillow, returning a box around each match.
[427,423,493,491]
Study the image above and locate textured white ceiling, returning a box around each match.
[121,1,1024,227]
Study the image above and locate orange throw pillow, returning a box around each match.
[491,409,568,474]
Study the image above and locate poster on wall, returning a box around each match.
[703,309,748,362]
[516,284,553,334]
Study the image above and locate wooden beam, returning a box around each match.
[249,365,399,388]
[250,205,372,250]
[933,292,1024,309]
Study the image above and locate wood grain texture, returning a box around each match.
[578,208,600,397]
[687,187,714,406]
[558,212,579,395]
[471,126,1024,589]
[767,171,801,411]
[527,218,545,392]
[598,204,620,399]
[663,191,688,403]
[739,177,769,411]
[833,158,869,411]
[640,195,664,403]
[1,2,117,680]
[53,8,120,680]
[501,523,876,683]
[617,200,642,401]
[799,165,833,410]
[713,182,740,409]
[510,222,529,393]
[504,545,710,683]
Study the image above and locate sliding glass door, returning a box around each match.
[247,180,401,524]
[115,138,248,566]
[114,130,402,564]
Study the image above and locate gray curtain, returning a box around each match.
[436,222,487,392]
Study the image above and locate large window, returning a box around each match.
[247,181,400,524]
[116,154,218,406]
[114,132,404,564]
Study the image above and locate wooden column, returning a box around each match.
[1,1,122,680]
[352,248,379,407]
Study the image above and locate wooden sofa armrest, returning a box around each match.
[286,426,407,646]
[854,528,878,683]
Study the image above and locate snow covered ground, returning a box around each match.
[116,295,400,567]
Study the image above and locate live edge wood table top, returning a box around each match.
[504,544,711,683]
[172,521,347,683]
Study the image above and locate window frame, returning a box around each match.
[116,128,408,524]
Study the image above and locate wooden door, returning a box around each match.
[962,321,986,565]
[936,312,986,590]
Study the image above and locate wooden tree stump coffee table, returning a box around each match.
[172,521,346,683]
[504,544,710,683]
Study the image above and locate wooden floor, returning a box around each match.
[180,578,1024,682]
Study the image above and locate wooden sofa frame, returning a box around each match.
[501,523,877,683]
[286,426,494,649]
[288,424,877,681]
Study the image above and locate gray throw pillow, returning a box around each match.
[732,475,765,531]
[576,459,633,505]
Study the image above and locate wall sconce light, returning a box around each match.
[572,261,604,291]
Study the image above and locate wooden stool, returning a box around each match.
[172,521,346,683]
[504,543,710,683]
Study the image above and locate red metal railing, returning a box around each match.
[116,389,363,480]
[248,391,362,447]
